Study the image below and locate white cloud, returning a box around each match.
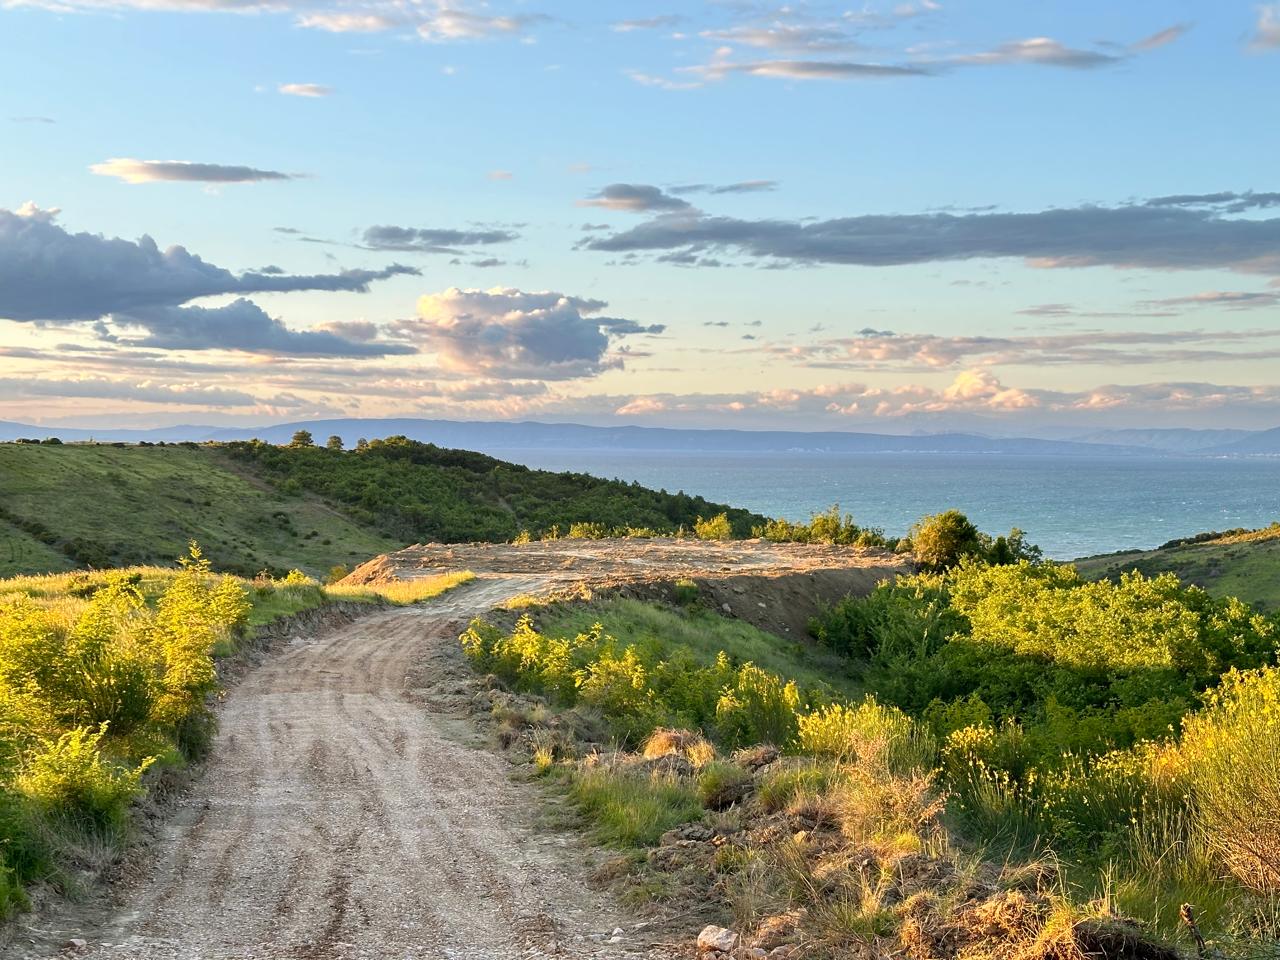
[400,286,663,379]
[278,82,333,97]
[1253,4,1280,50]
[90,158,296,184]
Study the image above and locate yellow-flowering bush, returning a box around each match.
[1180,665,1280,893]
[798,698,935,775]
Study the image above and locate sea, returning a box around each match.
[499,450,1280,560]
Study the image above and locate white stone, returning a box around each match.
[697,925,739,953]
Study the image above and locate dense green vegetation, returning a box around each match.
[1075,522,1280,611]
[0,549,249,912]
[809,559,1280,934]
[469,545,1280,952]
[223,435,765,544]
[464,603,836,747]
[0,443,396,579]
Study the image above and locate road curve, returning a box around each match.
[24,578,639,960]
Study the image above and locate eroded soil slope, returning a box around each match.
[346,538,908,637]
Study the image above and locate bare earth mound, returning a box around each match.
[345,538,909,637]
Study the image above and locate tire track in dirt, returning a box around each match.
[20,578,642,960]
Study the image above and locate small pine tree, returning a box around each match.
[326,435,344,451]
[288,430,314,448]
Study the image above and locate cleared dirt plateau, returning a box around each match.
[12,543,904,960]
[345,538,910,639]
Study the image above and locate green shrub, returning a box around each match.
[567,522,608,540]
[715,663,801,749]
[673,579,699,605]
[909,510,983,571]
[1180,666,1280,893]
[758,762,844,813]
[570,766,701,847]
[797,698,936,775]
[15,725,151,829]
[694,513,733,541]
[696,761,752,809]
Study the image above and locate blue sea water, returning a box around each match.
[500,450,1280,560]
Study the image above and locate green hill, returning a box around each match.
[0,443,398,579]
[1074,523,1280,611]
[0,438,765,579]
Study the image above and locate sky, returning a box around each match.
[2,0,1279,435]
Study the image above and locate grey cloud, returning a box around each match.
[584,198,1280,275]
[612,15,681,32]
[1131,23,1191,51]
[697,59,932,80]
[669,180,778,195]
[90,158,298,184]
[579,184,693,213]
[10,115,56,124]
[113,300,415,356]
[1145,191,1280,213]
[362,224,519,253]
[1140,291,1280,310]
[0,206,417,324]
[946,38,1121,69]
[0,206,416,356]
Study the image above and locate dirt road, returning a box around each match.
[16,578,644,960]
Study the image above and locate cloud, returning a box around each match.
[361,224,519,253]
[694,58,931,81]
[774,328,1280,371]
[625,70,703,91]
[947,37,1122,69]
[10,115,56,123]
[1139,290,1280,310]
[295,12,396,32]
[1252,4,1280,50]
[612,14,681,32]
[0,205,417,355]
[487,170,515,180]
[669,180,778,195]
[0,376,274,408]
[415,9,546,41]
[599,374,1280,427]
[400,286,664,379]
[584,195,1280,276]
[579,184,693,213]
[1145,190,1280,213]
[112,299,415,356]
[278,82,333,97]
[90,158,296,184]
[1131,23,1191,51]
[699,23,861,53]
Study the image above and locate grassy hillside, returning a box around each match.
[0,444,398,579]
[222,435,765,544]
[0,439,766,579]
[1075,523,1280,611]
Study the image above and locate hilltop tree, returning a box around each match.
[326,435,344,451]
[288,430,314,449]
[910,509,982,571]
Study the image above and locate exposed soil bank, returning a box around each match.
[345,538,908,639]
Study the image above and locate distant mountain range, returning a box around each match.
[3,418,1279,457]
